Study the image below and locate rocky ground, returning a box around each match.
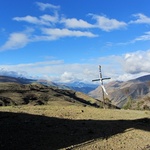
[0,101,150,150]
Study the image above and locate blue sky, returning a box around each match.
[0,0,150,83]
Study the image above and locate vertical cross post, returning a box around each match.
[92,65,111,108]
[99,65,105,108]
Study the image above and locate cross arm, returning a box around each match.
[92,77,111,82]
[92,79,100,82]
[102,77,111,80]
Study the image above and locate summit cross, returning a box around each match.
[92,65,111,108]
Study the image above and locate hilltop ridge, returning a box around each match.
[89,74,150,110]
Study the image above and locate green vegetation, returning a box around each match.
[123,97,132,110]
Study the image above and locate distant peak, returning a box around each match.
[133,74,150,82]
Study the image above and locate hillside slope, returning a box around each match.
[0,81,99,107]
[89,75,150,109]
[0,76,119,108]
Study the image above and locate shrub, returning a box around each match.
[123,97,132,109]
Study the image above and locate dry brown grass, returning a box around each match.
[0,101,150,150]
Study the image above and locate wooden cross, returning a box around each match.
[92,65,111,108]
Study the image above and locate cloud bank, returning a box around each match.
[0,49,150,83]
[123,50,150,74]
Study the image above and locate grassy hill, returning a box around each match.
[0,81,99,107]
[0,76,119,109]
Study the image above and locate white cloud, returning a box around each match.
[41,28,98,38]
[36,2,60,11]
[60,72,77,83]
[13,13,59,26]
[0,27,97,51]
[90,14,127,31]
[114,31,150,46]
[40,14,59,24]
[13,16,41,24]
[123,50,150,74]
[0,32,29,51]
[132,31,150,42]
[61,18,94,28]
[129,13,150,24]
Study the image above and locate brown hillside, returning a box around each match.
[0,81,100,107]
[89,76,150,110]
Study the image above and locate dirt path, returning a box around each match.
[0,102,150,150]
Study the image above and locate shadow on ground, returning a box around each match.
[0,111,149,150]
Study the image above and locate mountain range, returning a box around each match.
[89,75,150,110]
[0,75,150,110]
